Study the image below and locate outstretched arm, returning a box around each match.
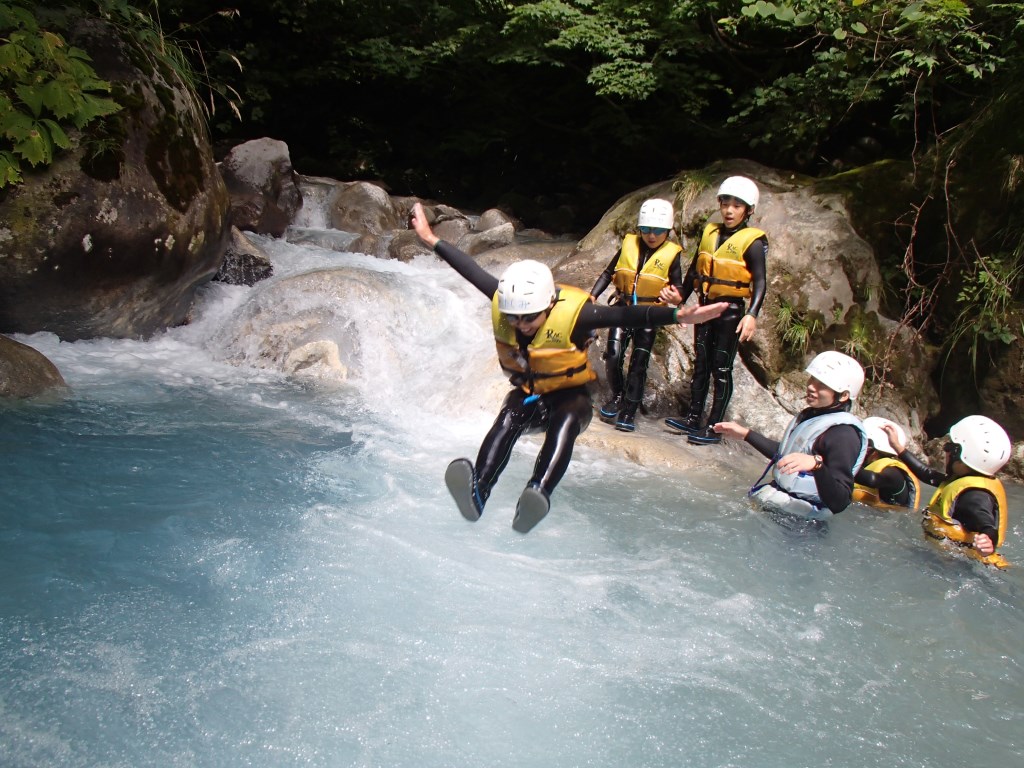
[574,301,726,335]
[714,421,777,459]
[410,202,499,299]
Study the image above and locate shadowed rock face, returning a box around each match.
[0,19,229,341]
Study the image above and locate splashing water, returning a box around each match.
[2,233,1022,768]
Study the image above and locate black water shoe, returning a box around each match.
[445,458,484,521]
[665,415,702,435]
[512,484,550,533]
[687,427,722,445]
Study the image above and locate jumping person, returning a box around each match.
[662,176,768,445]
[882,415,1011,567]
[714,351,867,521]
[408,202,726,532]
[588,198,685,433]
[851,416,921,510]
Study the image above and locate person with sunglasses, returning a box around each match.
[662,176,768,445]
[588,198,685,432]
[880,415,1011,567]
[408,202,726,532]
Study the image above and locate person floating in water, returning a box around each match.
[714,351,867,521]
[662,176,768,445]
[851,416,921,510]
[409,202,727,532]
[882,415,1011,567]
[588,198,685,433]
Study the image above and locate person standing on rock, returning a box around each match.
[662,176,768,445]
[588,198,685,433]
[408,202,726,533]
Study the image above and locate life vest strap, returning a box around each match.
[530,362,590,381]
[701,275,751,290]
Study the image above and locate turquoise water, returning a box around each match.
[2,241,1022,767]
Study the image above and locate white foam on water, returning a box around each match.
[3,229,1024,768]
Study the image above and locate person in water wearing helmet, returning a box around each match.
[588,198,685,433]
[714,351,867,520]
[661,176,768,445]
[882,415,1011,563]
[408,202,726,533]
[851,417,921,510]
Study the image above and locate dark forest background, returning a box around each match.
[4,0,1024,424]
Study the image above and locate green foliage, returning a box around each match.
[840,311,873,362]
[775,296,823,355]
[91,0,243,121]
[945,250,1024,373]
[0,0,119,186]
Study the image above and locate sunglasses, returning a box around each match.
[504,310,543,324]
[638,226,668,236]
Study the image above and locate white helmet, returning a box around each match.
[496,260,557,315]
[862,416,905,455]
[717,176,760,211]
[805,351,865,400]
[637,198,674,230]
[948,415,1011,476]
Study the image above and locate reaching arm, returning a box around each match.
[897,450,947,488]
[661,253,697,306]
[880,422,948,488]
[589,250,621,300]
[854,465,909,503]
[411,201,498,299]
[713,421,778,459]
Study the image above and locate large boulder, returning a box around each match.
[0,19,229,340]
[0,335,66,398]
[220,138,302,237]
[560,160,940,435]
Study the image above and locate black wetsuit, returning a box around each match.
[745,403,863,514]
[898,451,1001,542]
[434,240,682,500]
[679,225,767,427]
[855,459,914,507]
[589,241,685,416]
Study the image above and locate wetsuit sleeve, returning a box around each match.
[953,488,1000,543]
[573,303,677,336]
[855,465,909,504]
[668,249,685,294]
[433,240,499,299]
[744,238,767,317]
[589,250,621,299]
[744,430,780,460]
[897,450,947,488]
[812,424,863,514]
[679,253,698,304]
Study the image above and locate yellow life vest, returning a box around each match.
[922,475,1009,568]
[611,234,682,304]
[852,457,922,511]
[491,284,597,395]
[693,223,766,300]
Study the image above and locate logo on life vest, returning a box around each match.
[544,328,564,344]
